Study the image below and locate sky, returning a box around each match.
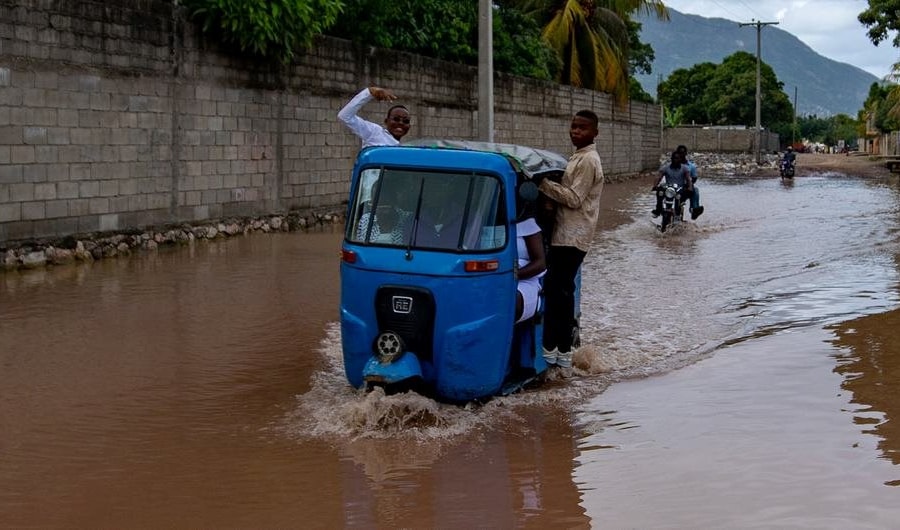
[661,0,900,80]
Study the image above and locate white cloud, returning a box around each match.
[662,0,900,79]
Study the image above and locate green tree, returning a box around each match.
[183,0,344,64]
[798,114,829,142]
[327,0,558,80]
[859,0,900,48]
[658,52,793,128]
[862,81,900,132]
[628,78,655,103]
[627,18,655,102]
[493,4,562,80]
[663,105,684,127]
[829,114,862,146]
[657,62,717,123]
[797,114,862,147]
[705,52,792,126]
[627,19,654,77]
[858,1,900,130]
[503,0,668,104]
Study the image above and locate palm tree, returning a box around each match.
[503,0,668,104]
[883,58,900,121]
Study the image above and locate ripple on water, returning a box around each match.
[577,176,900,379]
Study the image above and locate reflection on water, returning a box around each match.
[332,407,589,528]
[830,309,900,475]
[569,173,900,525]
[0,231,349,527]
[573,327,900,528]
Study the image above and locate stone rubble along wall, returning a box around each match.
[1,210,342,271]
[658,151,784,176]
[0,0,662,264]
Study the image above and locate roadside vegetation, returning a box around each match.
[181,0,668,105]
[658,52,792,130]
[859,0,900,143]
[179,1,900,150]
[657,51,861,149]
[180,0,343,64]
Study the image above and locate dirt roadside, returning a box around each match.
[763,152,897,178]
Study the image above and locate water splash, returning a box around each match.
[282,323,608,441]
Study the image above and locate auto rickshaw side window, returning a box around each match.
[347,168,382,243]
[467,175,506,250]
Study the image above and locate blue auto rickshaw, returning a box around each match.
[339,140,571,403]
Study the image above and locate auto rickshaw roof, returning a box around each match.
[403,139,568,179]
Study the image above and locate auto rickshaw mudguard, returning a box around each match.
[362,352,423,386]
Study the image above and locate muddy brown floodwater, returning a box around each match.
[2,158,900,527]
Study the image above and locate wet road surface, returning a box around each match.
[3,169,900,527]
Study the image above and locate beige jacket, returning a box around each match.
[538,144,604,252]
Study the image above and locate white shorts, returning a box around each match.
[516,277,542,323]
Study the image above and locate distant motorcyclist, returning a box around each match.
[780,146,797,177]
[651,150,694,218]
[783,145,797,163]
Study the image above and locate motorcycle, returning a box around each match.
[340,140,581,403]
[780,158,795,179]
[654,183,685,233]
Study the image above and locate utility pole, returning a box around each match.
[792,86,798,147]
[477,0,494,142]
[738,19,778,164]
[658,72,663,151]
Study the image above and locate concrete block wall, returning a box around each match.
[0,0,662,245]
[875,132,900,156]
[664,127,780,153]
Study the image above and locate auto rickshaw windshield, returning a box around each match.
[347,168,507,251]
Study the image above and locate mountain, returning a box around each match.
[635,9,880,117]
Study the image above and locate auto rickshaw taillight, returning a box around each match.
[464,259,499,272]
[341,249,357,263]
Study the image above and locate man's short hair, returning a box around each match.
[575,109,599,128]
[386,104,409,117]
[676,144,688,153]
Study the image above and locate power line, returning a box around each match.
[733,0,764,20]
[705,0,754,21]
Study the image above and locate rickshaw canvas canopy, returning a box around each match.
[405,139,568,180]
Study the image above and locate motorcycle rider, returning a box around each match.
[781,145,797,175]
[783,145,797,163]
[676,145,703,219]
[651,150,694,218]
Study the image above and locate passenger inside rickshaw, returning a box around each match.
[354,170,416,245]
[514,184,546,324]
